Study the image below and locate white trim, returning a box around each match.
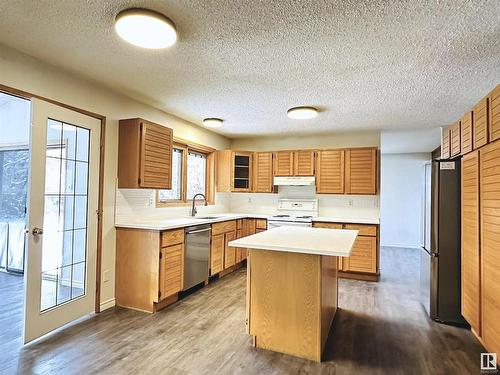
[100,298,116,311]
[381,242,421,249]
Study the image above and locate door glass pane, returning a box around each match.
[40,119,90,312]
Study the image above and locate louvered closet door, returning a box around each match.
[273,151,294,176]
[345,148,377,194]
[461,151,480,333]
[460,112,473,155]
[473,98,488,150]
[316,150,344,194]
[293,151,315,176]
[140,121,173,188]
[489,85,500,142]
[253,152,273,192]
[480,140,500,355]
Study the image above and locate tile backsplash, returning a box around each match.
[116,185,379,223]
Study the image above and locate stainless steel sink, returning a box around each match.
[192,216,221,220]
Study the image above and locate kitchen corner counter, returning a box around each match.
[114,213,270,231]
[229,226,358,257]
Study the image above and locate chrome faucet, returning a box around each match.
[191,193,208,216]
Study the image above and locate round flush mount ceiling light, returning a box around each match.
[115,8,177,49]
[287,106,319,120]
[203,118,224,128]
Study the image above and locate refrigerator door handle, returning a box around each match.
[422,246,439,257]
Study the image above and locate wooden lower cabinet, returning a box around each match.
[159,243,184,299]
[343,236,377,274]
[116,228,184,313]
[210,233,224,275]
[312,222,379,280]
[224,231,237,268]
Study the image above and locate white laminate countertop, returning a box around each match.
[115,213,379,230]
[313,216,380,225]
[114,213,270,231]
[228,226,358,257]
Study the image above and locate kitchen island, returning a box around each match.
[229,226,358,362]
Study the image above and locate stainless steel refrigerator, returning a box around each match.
[420,158,466,325]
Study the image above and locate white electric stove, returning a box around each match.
[267,198,318,229]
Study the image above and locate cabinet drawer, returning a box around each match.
[212,220,237,235]
[343,224,377,237]
[255,219,267,229]
[161,229,184,247]
[313,222,342,229]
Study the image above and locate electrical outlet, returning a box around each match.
[148,197,154,207]
[248,197,252,203]
[349,199,353,207]
[103,269,110,283]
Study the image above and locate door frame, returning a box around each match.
[0,83,106,313]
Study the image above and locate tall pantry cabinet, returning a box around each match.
[479,140,500,356]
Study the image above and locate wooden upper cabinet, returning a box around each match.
[450,122,461,157]
[345,148,377,195]
[441,127,451,159]
[489,84,500,142]
[461,151,480,334]
[293,151,315,176]
[216,151,252,192]
[480,139,500,355]
[273,151,294,176]
[118,118,173,189]
[253,152,273,193]
[460,112,473,155]
[473,97,489,150]
[316,150,345,194]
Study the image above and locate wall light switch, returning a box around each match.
[103,269,110,283]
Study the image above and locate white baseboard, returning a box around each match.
[381,242,421,250]
[99,298,116,311]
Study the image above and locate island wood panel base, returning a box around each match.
[247,249,338,362]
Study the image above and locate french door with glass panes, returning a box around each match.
[24,98,100,343]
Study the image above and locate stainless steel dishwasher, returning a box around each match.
[184,224,211,290]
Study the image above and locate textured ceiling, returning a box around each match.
[0,0,499,138]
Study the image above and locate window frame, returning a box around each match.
[156,139,215,207]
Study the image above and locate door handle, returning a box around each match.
[32,227,44,236]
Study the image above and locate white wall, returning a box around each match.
[0,44,231,310]
[380,153,430,249]
[0,93,30,145]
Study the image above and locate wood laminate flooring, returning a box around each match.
[1,248,485,374]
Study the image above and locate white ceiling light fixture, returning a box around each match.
[115,8,177,49]
[287,106,319,120]
[203,118,224,128]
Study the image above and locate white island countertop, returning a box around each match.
[228,226,358,257]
